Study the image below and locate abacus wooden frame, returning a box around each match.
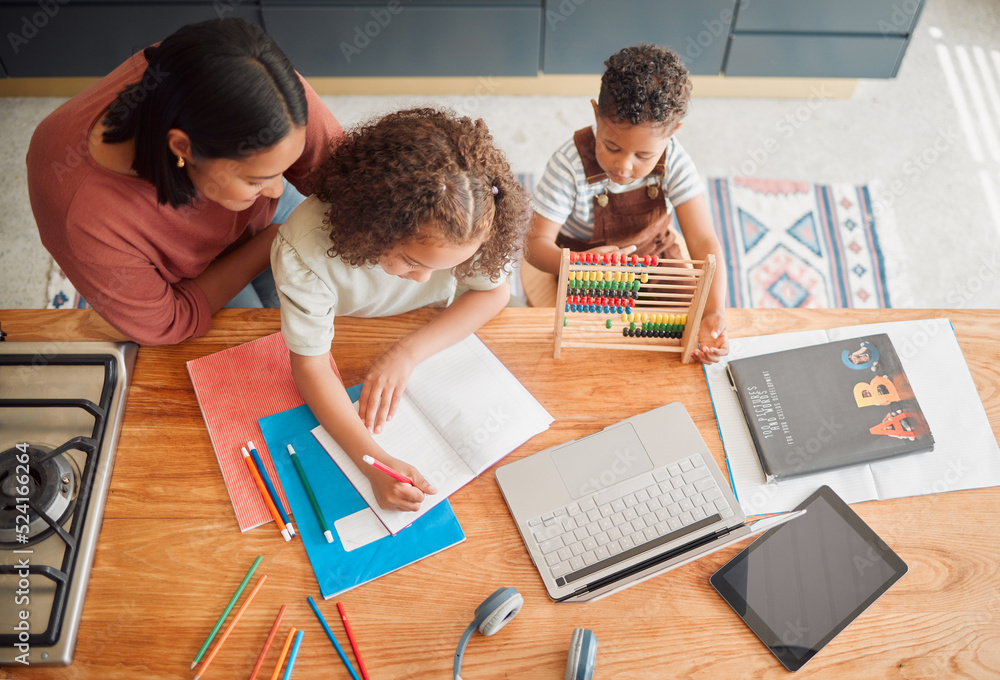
[552,248,716,363]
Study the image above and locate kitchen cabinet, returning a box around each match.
[724,0,925,78]
[262,1,541,77]
[0,1,261,78]
[542,0,736,76]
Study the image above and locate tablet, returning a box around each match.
[710,486,907,672]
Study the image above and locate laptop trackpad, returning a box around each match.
[551,423,654,499]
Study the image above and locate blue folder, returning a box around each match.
[259,392,466,599]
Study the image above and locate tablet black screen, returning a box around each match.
[710,486,907,672]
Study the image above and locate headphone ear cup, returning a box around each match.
[565,628,598,680]
[477,589,523,636]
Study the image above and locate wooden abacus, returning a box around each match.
[552,249,716,363]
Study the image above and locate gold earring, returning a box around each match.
[176,156,185,168]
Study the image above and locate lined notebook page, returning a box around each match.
[313,334,552,534]
[405,334,554,471]
[313,398,474,535]
[706,319,1000,514]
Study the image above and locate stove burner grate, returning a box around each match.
[0,444,79,547]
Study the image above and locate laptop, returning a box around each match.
[495,402,802,602]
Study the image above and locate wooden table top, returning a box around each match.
[1,308,998,680]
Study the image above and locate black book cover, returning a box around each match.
[726,333,934,481]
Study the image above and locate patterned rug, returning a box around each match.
[45,175,896,310]
[706,177,893,308]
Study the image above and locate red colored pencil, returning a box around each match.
[337,602,371,680]
[248,605,287,680]
[362,455,413,485]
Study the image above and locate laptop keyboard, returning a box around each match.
[526,453,737,586]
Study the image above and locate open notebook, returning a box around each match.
[314,334,553,535]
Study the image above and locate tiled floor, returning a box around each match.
[2,0,999,310]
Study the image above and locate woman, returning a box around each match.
[27,18,342,344]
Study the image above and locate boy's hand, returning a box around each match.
[691,310,729,364]
[359,347,417,434]
[366,456,437,512]
[586,244,637,258]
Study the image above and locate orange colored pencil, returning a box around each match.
[193,574,267,680]
[248,605,287,680]
[242,447,291,541]
[270,627,298,680]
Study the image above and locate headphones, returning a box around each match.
[454,587,598,680]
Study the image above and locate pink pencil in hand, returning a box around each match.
[362,455,413,485]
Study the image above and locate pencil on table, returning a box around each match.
[243,446,291,541]
[190,555,262,670]
[248,605,287,680]
[248,440,296,538]
[288,444,334,543]
[337,601,372,680]
[270,627,298,680]
[193,574,268,680]
[282,629,304,680]
[308,596,361,680]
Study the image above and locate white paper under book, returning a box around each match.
[313,333,553,535]
[705,318,1000,515]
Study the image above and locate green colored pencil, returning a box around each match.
[190,555,262,669]
[288,444,334,543]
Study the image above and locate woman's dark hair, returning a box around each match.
[597,43,692,131]
[311,108,530,283]
[102,18,308,208]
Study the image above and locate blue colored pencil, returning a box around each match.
[247,440,296,538]
[282,629,304,680]
[307,596,361,680]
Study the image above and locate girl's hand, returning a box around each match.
[358,347,416,434]
[365,456,438,512]
[691,310,730,364]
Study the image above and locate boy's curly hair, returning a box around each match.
[310,107,530,283]
[597,44,692,130]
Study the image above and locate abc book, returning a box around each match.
[726,333,934,481]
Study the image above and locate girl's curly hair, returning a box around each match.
[597,44,692,131]
[310,107,530,283]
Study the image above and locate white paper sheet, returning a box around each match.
[705,318,1000,514]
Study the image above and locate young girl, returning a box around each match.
[271,108,530,512]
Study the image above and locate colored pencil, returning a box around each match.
[288,444,334,543]
[362,454,413,485]
[190,555,262,669]
[243,446,292,541]
[270,627,298,680]
[248,605,287,680]
[248,440,296,538]
[337,602,371,680]
[282,629,304,680]
[308,596,361,680]
[193,574,268,680]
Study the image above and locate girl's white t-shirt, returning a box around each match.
[271,195,505,356]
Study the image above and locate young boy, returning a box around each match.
[525,44,728,363]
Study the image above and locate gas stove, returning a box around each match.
[0,334,137,666]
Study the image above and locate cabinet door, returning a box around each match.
[263,3,542,77]
[734,0,923,35]
[543,0,737,76]
[0,4,261,78]
[725,34,908,78]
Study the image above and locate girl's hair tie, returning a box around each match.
[491,185,499,196]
